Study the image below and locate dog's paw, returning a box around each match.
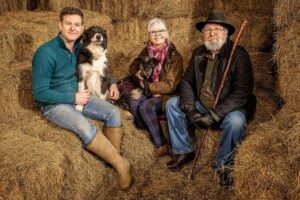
[124,111,134,120]
[130,88,143,100]
[76,105,83,112]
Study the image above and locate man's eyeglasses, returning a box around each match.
[149,29,166,35]
[203,27,225,34]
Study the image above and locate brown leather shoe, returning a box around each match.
[167,152,195,170]
[154,144,169,158]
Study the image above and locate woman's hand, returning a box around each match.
[139,80,145,88]
[135,70,144,81]
[109,83,120,100]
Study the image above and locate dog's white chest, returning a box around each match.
[92,56,107,76]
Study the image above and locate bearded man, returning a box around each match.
[165,10,256,186]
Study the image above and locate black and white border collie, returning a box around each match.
[76,26,110,111]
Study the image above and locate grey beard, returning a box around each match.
[204,38,226,51]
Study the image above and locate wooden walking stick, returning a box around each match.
[189,19,248,180]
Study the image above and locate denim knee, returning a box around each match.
[43,104,97,146]
[106,106,121,127]
[77,124,97,146]
[230,115,245,129]
[222,112,246,132]
[166,96,179,112]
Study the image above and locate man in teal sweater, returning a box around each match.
[32,7,133,190]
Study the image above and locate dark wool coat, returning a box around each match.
[179,39,256,120]
[129,42,184,110]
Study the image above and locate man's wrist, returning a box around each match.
[209,109,221,122]
[181,104,195,112]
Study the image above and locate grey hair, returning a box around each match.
[147,18,170,39]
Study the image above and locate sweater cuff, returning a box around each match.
[65,93,76,104]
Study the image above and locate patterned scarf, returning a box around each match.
[147,41,169,82]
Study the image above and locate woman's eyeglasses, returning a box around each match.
[149,29,166,35]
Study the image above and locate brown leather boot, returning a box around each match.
[167,151,195,170]
[103,126,123,153]
[87,132,133,190]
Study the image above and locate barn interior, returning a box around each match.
[0,0,299,199]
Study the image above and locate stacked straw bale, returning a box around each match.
[274,0,300,111]
[0,0,28,13]
[28,0,213,19]
[0,114,154,199]
[213,0,273,16]
[235,109,300,199]
[234,1,300,199]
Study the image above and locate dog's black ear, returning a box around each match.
[151,57,159,66]
[102,28,108,49]
[81,31,89,46]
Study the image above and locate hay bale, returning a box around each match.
[0,112,155,199]
[0,129,79,200]
[213,0,274,16]
[0,128,110,200]
[274,0,300,29]
[49,0,214,19]
[251,52,274,84]
[274,24,300,111]
[0,12,57,65]
[291,173,300,200]
[0,0,28,13]
[235,109,300,199]
[0,63,38,125]
[45,0,80,11]
[249,52,280,122]
[226,14,273,51]
[0,11,112,65]
[273,0,300,111]
[235,131,289,199]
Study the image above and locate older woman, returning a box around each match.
[128,18,183,158]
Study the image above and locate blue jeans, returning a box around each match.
[43,96,121,146]
[166,96,246,171]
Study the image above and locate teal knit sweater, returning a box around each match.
[32,35,81,113]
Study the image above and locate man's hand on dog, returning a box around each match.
[76,90,90,105]
[109,84,120,100]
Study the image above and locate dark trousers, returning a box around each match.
[130,96,166,147]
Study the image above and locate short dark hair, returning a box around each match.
[59,7,84,23]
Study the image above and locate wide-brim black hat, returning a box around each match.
[195,10,235,36]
